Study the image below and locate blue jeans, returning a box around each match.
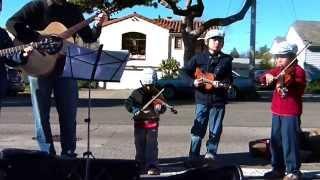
[189,104,225,157]
[29,76,78,156]
[270,114,301,173]
[134,127,158,168]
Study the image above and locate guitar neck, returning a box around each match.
[58,14,97,39]
[0,42,39,57]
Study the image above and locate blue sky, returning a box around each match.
[1,0,320,54]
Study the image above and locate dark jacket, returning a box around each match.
[6,0,101,44]
[125,85,166,121]
[184,51,233,105]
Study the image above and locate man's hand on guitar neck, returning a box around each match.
[94,12,108,27]
[7,46,33,66]
[22,46,33,57]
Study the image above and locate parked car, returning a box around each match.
[155,70,255,100]
[254,69,274,90]
[6,68,25,95]
[155,72,193,99]
[255,69,267,83]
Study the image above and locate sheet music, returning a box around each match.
[62,44,129,82]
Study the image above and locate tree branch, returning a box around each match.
[186,0,192,8]
[160,0,203,17]
[196,0,252,36]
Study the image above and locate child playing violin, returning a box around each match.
[260,41,306,180]
[124,68,167,175]
[184,29,232,161]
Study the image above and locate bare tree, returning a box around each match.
[159,0,253,63]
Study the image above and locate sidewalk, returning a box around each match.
[79,89,320,101]
[78,89,133,99]
[257,90,320,101]
[9,89,320,104]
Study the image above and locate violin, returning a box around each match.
[276,65,295,97]
[153,98,178,114]
[194,67,229,91]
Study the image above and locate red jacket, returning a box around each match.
[260,64,306,116]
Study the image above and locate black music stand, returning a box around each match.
[62,44,129,180]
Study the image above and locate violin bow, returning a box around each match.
[138,80,178,114]
[275,41,312,80]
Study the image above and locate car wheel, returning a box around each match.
[163,86,176,99]
[228,86,238,100]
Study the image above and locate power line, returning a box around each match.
[225,0,232,16]
[289,0,297,20]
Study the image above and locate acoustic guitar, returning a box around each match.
[16,5,121,77]
[14,12,103,77]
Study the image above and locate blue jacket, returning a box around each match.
[184,51,233,105]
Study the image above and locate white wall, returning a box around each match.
[99,16,174,89]
[286,27,307,68]
[99,16,170,67]
[170,36,185,67]
[105,69,144,89]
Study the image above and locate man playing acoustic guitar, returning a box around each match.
[184,29,233,162]
[6,0,106,158]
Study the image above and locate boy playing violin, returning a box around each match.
[184,29,233,161]
[260,41,306,180]
[124,68,167,175]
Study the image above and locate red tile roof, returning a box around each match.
[154,19,203,33]
[102,13,204,33]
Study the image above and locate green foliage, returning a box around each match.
[306,80,320,93]
[159,57,180,79]
[78,80,98,89]
[259,58,274,69]
[256,45,273,69]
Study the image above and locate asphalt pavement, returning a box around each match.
[1,89,320,179]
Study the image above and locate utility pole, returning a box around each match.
[249,0,256,91]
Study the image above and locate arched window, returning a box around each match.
[122,32,146,60]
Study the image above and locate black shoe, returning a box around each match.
[264,169,285,178]
[60,152,77,159]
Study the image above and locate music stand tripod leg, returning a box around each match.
[82,44,103,180]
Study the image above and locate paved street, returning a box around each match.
[0,90,320,178]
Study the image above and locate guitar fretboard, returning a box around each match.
[0,43,39,57]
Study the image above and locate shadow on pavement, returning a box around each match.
[217,152,269,166]
[156,153,269,170]
[2,91,320,107]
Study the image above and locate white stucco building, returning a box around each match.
[98,13,203,89]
